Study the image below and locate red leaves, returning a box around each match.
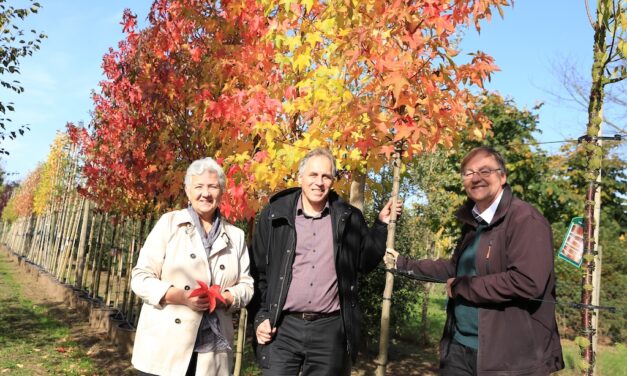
[189,280,226,313]
[121,9,137,35]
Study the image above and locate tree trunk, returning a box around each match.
[579,1,609,373]
[420,241,436,346]
[375,151,402,376]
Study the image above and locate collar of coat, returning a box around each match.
[266,187,353,223]
[171,209,231,257]
[456,184,514,229]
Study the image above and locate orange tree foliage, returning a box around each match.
[70,0,508,220]
[2,165,43,222]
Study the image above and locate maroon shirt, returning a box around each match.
[282,197,340,313]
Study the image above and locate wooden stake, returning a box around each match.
[375,149,402,376]
[233,308,248,376]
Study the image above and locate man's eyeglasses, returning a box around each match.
[462,168,502,179]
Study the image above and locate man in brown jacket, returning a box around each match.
[386,147,564,375]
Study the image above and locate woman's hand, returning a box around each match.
[161,287,211,311]
[220,290,234,308]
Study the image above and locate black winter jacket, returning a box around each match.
[250,187,387,362]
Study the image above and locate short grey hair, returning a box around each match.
[297,148,337,177]
[461,146,508,175]
[184,157,226,191]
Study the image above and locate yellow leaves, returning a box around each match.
[292,50,312,72]
[285,35,301,52]
[317,18,337,35]
[305,31,323,48]
[472,127,484,140]
[348,148,362,162]
[300,0,315,13]
[619,39,627,59]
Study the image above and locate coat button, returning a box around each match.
[175,318,181,324]
[190,253,196,259]
[220,264,225,270]
[184,285,191,291]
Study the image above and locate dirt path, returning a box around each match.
[0,248,134,375]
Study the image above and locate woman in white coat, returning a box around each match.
[131,157,254,376]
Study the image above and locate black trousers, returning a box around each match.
[440,341,478,376]
[261,314,350,376]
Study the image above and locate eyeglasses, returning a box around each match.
[462,168,502,179]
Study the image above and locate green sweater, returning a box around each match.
[452,225,486,349]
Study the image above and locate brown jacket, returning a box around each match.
[397,185,564,375]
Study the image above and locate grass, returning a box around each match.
[0,253,100,375]
[558,341,627,375]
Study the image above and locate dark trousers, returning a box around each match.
[261,314,350,376]
[440,341,478,376]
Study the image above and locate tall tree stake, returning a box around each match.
[375,148,402,376]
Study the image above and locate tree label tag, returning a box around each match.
[558,217,584,267]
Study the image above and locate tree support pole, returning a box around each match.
[375,148,402,376]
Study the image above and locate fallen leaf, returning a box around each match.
[189,280,226,313]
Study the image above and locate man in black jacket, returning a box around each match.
[250,148,400,375]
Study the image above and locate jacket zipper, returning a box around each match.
[273,229,295,326]
[335,210,350,354]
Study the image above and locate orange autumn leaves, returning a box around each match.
[68,0,507,220]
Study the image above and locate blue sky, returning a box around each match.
[2,1,598,182]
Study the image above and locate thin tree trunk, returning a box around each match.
[104,220,120,306]
[233,308,248,376]
[580,1,610,373]
[375,150,402,376]
[420,241,436,346]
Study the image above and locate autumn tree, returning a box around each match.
[71,0,509,223]
[0,0,46,155]
[70,0,279,218]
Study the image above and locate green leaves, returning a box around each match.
[0,0,46,155]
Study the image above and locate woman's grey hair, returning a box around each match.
[298,148,337,178]
[184,157,226,191]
